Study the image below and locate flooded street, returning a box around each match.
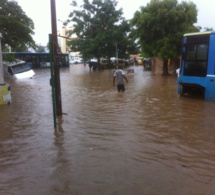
[1,64,215,195]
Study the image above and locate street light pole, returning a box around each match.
[50,0,62,116]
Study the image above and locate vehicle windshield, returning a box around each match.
[11,63,31,74]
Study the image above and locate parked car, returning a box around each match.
[3,59,35,79]
[112,59,129,68]
[100,59,115,69]
[100,58,129,69]
[143,58,152,70]
[89,61,102,71]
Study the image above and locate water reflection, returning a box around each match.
[0,65,215,194]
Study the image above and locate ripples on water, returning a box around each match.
[0,65,215,194]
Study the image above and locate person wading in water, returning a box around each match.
[113,65,128,92]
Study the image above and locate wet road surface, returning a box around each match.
[0,65,215,195]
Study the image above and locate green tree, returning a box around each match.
[67,0,137,63]
[0,0,35,51]
[131,0,199,75]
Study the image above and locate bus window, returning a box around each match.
[184,40,208,77]
[197,44,208,60]
[3,52,70,69]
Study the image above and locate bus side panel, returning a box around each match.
[177,37,187,94]
[205,34,215,101]
[204,76,215,101]
[207,34,215,75]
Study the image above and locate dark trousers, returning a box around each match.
[117,84,125,92]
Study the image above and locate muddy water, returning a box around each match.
[0,65,215,195]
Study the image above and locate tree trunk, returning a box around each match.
[162,59,169,76]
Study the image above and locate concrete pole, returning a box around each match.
[0,37,11,105]
[0,37,5,84]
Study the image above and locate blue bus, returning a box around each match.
[178,31,215,101]
[2,52,70,69]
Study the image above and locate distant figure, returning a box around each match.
[176,68,180,77]
[113,66,128,92]
[133,56,137,65]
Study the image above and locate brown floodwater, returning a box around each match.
[0,64,215,195]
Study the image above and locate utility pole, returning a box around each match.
[116,43,118,64]
[50,0,62,116]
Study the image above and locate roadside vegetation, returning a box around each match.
[0,0,214,74]
[130,0,199,75]
[0,0,35,51]
[66,0,138,64]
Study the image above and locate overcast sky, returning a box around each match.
[15,0,215,45]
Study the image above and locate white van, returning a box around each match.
[70,56,83,64]
[3,59,35,79]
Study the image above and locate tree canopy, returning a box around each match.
[0,0,35,51]
[130,0,199,75]
[67,0,138,62]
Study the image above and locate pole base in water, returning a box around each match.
[0,84,11,105]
